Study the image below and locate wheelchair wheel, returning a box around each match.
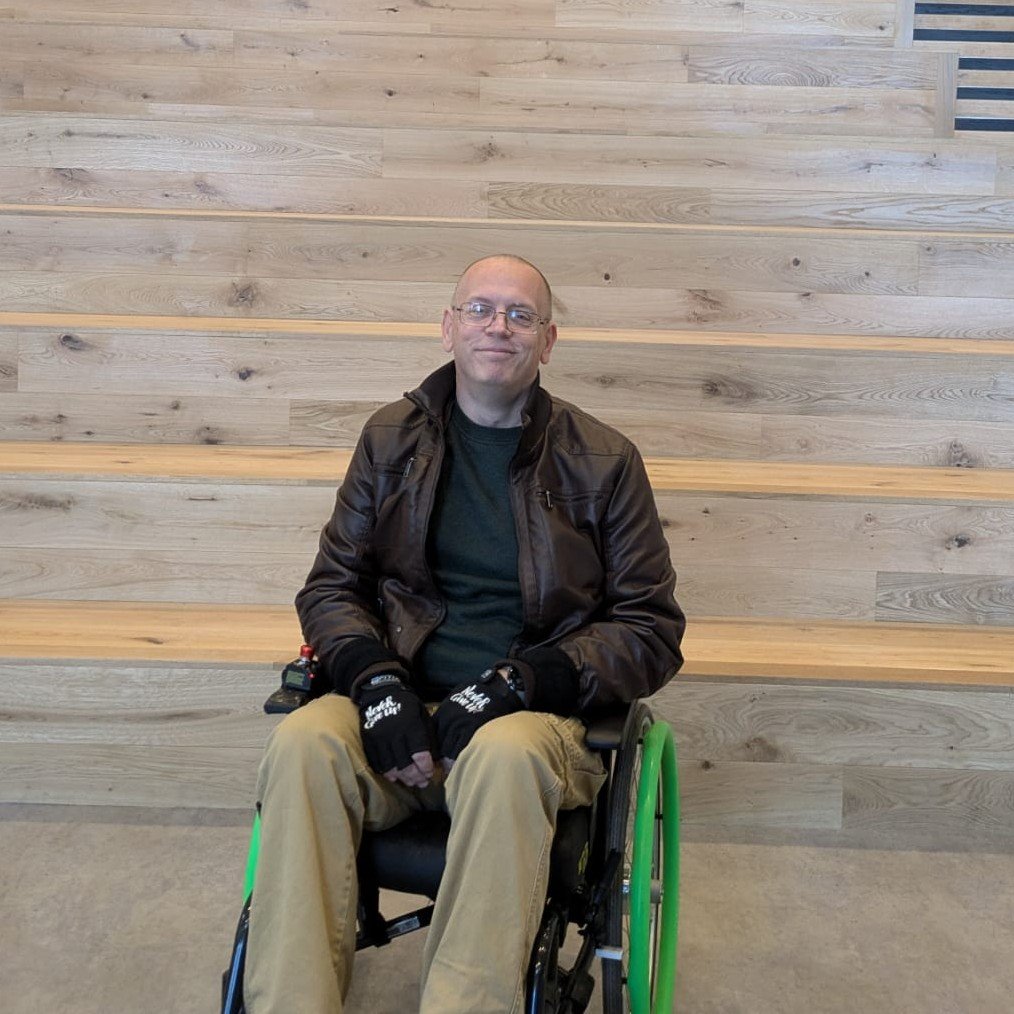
[526,904,564,1013]
[601,704,680,1014]
[221,811,262,1014]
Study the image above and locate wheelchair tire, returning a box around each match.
[526,903,564,1013]
[601,704,680,1014]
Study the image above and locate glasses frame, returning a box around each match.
[451,302,550,334]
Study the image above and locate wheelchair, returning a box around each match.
[222,651,680,1014]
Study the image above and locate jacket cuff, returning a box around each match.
[325,637,409,697]
[514,646,582,716]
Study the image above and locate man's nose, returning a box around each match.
[484,310,513,335]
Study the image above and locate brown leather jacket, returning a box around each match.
[296,362,685,709]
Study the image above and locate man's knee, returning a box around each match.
[261,694,362,782]
[450,712,561,790]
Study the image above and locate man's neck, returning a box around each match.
[454,381,531,428]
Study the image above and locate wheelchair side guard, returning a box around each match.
[628,720,680,1014]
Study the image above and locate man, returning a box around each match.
[245,254,684,1012]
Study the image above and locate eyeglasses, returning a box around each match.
[452,301,549,334]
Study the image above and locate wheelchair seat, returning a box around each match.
[360,806,592,904]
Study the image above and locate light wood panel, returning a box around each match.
[5,442,1014,503]
[919,239,1014,298]
[478,79,937,136]
[3,271,1013,337]
[0,213,924,294]
[0,547,305,604]
[0,391,291,445]
[0,742,264,808]
[380,128,999,194]
[842,767,1014,842]
[7,313,1014,355]
[876,572,1014,627]
[0,333,16,392]
[660,492,1014,577]
[742,0,895,40]
[556,0,745,32]
[489,182,1014,233]
[0,116,382,177]
[3,602,1013,687]
[655,681,1014,770]
[0,168,488,217]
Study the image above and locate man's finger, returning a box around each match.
[411,750,435,778]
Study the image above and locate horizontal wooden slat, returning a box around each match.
[0,23,235,63]
[487,181,1014,233]
[3,442,1014,502]
[876,572,1014,626]
[0,332,16,392]
[743,0,896,39]
[2,603,1013,688]
[477,79,937,136]
[6,312,1014,355]
[654,681,1014,769]
[0,391,291,444]
[381,127,999,195]
[2,269,1013,337]
[0,742,263,807]
[662,493,1014,577]
[0,213,924,294]
[0,116,382,177]
[0,168,488,217]
[842,766,1014,842]
[557,0,745,32]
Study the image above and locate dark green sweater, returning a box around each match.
[417,404,524,692]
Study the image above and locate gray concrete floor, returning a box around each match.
[2,806,1012,1014]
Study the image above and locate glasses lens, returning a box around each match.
[506,307,538,332]
[461,302,493,325]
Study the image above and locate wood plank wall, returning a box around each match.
[2,0,1014,838]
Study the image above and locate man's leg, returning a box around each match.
[244,694,437,1014]
[420,712,607,1014]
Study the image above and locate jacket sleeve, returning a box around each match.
[519,443,685,708]
[294,430,408,696]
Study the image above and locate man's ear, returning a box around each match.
[440,307,455,353]
[539,322,558,365]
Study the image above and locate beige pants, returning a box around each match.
[244,694,606,1014]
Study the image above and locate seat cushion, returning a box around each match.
[362,806,592,902]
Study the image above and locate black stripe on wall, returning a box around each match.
[915,3,1014,14]
[957,87,1014,99]
[914,28,1014,40]
[960,58,1014,70]
[955,117,1014,129]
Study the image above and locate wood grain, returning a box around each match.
[0,742,263,807]
[684,45,939,88]
[0,391,291,445]
[479,79,937,136]
[659,493,1014,577]
[556,0,745,32]
[486,181,1014,233]
[842,767,1014,841]
[743,0,895,39]
[0,168,488,217]
[5,442,1014,503]
[653,680,1014,769]
[0,548,306,604]
[0,332,16,392]
[876,572,1014,627]
[919,239,1014,298]
[381,128,998,195]
[3,604,1014,688]
[0,116,382,177]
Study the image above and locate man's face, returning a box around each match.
[441,258,558,402]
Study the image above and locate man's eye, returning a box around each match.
[508,308,536,326]
[465,302,492,317]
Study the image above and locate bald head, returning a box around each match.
[454,254,553,320]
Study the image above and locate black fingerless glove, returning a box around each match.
[355,674,434,775]
[433,667,525,762]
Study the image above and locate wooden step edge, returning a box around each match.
[4,203,1014,242]
[3,443,1014,503]
[4,312,1013,356]
[2,604,1012,688]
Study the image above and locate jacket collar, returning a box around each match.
[406,362,551,462]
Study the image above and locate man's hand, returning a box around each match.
[433,667,525,770]
[356,674,435,788]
